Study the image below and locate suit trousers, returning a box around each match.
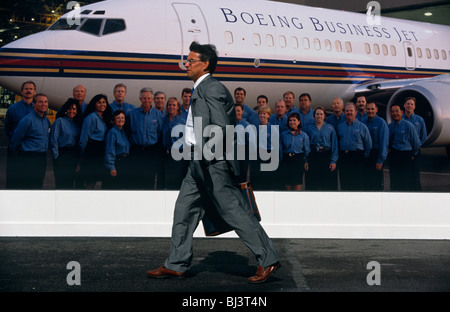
[164,159,280,273]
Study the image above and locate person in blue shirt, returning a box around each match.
[283,91,298,116]
[152,91,167,189]
[4,80,36,189]
[180,87,192,121]
[79,94,113,189]
[109,83,135,114]
[269,100,288,133]
[235,103,257,183]
[4,81,36,142]
[388,104,420,191]
[337,103,372,191]
[355,96,368,123]
[403,97,427,145]
[251,106,277,190]
[126,87,163,189]
[103,110,131,189]
[403,97,427,191]
[298,93,315,129]
[161,97,187,190]
[280,112,310,191]
[234,87,256,121]
[304,107,339,191]
[154,91,167,116]
[10,93,50,189]
[254,94,269,111]
[325,97,347,130]
[72,85,88,114]
[50,98,82,189]
[153,90,168,189]
[363,102,389,191]
[248,95,269,125]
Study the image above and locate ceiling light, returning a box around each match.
[424,12,433,16]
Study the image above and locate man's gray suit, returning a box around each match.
[164,75,280,273]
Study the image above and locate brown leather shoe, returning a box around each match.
[248,262,280,284]
[146,266,184,279]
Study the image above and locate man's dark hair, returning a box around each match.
[299,93,312,101]
[181,87,192,96]
[390,104,404,111]
[21,80,36,91]
[189,41,218,74]
[234,87,246,96]
[257,94,268,102]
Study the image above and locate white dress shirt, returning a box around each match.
[185,73,210,146]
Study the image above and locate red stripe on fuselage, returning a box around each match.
[0,57,436,80]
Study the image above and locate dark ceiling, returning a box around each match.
[272,0,450,26]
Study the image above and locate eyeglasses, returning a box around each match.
[184,59,203,65]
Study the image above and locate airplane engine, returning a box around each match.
[386,75,450,149]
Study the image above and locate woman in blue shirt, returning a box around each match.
[161,97,187,190]
[79,94,113,189]
[303,107,339,191]
[280,112,310,191]
[103,109,131,189]
[50,98,82,189]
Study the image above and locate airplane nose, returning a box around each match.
[0,32,52,95]
[3,29,53,50]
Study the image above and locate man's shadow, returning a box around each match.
[188,250,255,278]
[187,250,283,285]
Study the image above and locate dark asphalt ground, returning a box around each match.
[0,237,448,309]
[1,237,449,294]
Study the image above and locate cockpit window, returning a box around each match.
[48,18,85,30]
[79,18,103,36]
[103,19,126,35]
[81,10,92,15]
[48,17,126,36]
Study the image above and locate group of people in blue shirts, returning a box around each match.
[4,81,190,190]
[234,89,426,192]
[4,81,427,192]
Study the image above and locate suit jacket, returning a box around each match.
[190,75,240,176]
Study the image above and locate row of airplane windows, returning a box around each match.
[414,47,448,61]
[224,31,449,61]
[224,31,354,53]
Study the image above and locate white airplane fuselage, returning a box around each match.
[1,0,450,146]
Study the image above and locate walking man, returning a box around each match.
[147,42,280,283]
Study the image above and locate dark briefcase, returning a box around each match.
[202,182,261,236]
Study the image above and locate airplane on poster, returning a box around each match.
[0,0,450,152]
